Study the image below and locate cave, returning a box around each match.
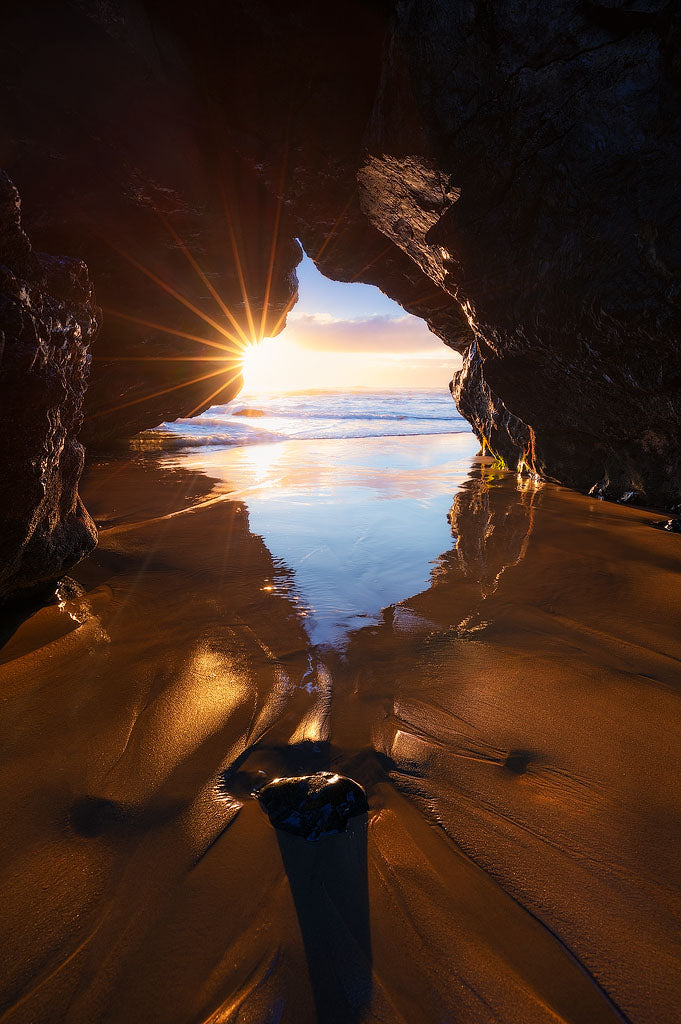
[2,0,680,600]
[1,6,681,1023]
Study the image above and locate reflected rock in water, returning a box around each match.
[444,465,543,599]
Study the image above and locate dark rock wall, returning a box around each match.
[0,173,98,602]
[2,0,680,507]
[358,1,681,503]
[188,0,681,505]
[0,0,300,443]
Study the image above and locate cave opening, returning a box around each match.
[140,246,473,649]
[150,246,462,448]
[237,248,459,395]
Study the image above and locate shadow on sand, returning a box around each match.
[276,815,371,1024]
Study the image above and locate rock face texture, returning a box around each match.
[258,772,369,841]
[0,173,98,602]
[2,0,680,505]
[162,0,681,506]
[359,1,681,506]
[255,1,681,506]
[0,1,300,444]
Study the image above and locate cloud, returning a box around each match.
[285,311,450,356]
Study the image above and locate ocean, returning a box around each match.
[153,387,471,449]
[154,389,476,648]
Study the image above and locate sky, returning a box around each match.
[241,252,460,392]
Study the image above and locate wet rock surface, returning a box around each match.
[652,518,681,533]
[258,772,369,842]
[0,172,98,602]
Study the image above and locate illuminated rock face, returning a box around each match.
[1,0,681,504]
[0,173,98,602]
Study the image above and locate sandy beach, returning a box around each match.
[1,433,680,1024]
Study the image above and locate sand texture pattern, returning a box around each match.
[0,440,679,1024]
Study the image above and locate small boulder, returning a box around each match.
[652,518,681,533]
[257,772,368,841]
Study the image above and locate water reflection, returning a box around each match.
[165,432,480,648]
[446,466,542,596]
[418,463,544,640]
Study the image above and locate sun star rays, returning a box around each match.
[89,365,241,419]
[100,308,241,355]
[94,163,371,424]
[102,239,246,349]
[153,209,252,347]
[94,194,271,421]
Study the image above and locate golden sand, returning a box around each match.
[0,440,679,1023]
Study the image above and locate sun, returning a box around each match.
[240,336,308,393]
[240,340,272,392]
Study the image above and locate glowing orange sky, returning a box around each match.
[242,254,461,393]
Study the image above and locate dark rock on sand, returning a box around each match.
[0,172,98,603]
[652,518,681,533]
[258,772,369,842]
[504,750,533,776]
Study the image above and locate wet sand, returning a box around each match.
[0,436,680,1023]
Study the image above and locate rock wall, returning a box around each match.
[184,0,681,506]
[379,0,681,505]
[2,0,680,507]
[0,0,300,444]
[0,173,98,602]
